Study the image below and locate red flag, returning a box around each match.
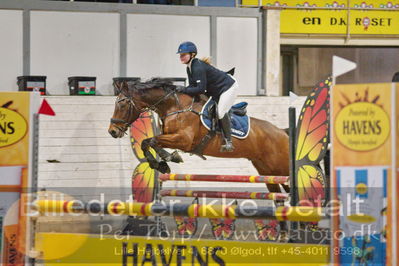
[38,98,55,116]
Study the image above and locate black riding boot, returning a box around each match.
[219,113,234,152]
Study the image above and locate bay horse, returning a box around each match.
[108,78,290,196]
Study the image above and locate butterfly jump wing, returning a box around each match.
[295,78,331,208]
[130,111,159,203]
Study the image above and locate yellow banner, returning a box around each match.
[0,92,32,266]
[35,233,330,265]
[242,1,399,35]
[0,92,40,265]
[281,10,347,34]
[281,10,399,34]
[0,93,31,166]
[331,83,395,264]
[332,83,392,166]
[242,0,399,7]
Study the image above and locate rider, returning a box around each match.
[176,41,238,152]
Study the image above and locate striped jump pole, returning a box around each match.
[160,190,289,200]
[159,174,289,184]
[34,200,326,222]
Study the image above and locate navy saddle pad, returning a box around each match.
[200,98,250,139]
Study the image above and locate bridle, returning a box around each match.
[110,90,177,128]
[109,95,137,129]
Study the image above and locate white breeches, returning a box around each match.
[217,76,238,119]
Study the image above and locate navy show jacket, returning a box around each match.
[184,58,235,100]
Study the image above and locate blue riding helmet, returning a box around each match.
[177,41,197,54]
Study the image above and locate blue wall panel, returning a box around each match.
[198,0,235,7]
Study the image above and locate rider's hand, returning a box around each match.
[175,86,186,93]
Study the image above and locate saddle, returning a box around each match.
[191,99,250,159]
[209,101,247,117]
[205,101,247,132]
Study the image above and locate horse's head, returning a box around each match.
[108,81,142,138]
[108,78,177,138]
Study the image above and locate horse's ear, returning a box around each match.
[121,81,129,95]
[113,80,121,94]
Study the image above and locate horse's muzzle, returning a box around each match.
[108,128,118,138]
[108,125,125,138]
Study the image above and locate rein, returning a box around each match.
[110,89,199,127]
[146,90,176,112]
[162,97,200,119]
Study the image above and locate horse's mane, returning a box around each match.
[131,78,175,91]
[129,77,208,104]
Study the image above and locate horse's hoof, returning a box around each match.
[170,151,183,163]
[158,161,171,174]
[148,161,159,170]
[158,150,172,162]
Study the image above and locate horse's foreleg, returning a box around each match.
[153,146,183,164]
[141,138,158,166]
[141,134,186,174]
[146,134,186,164]
[141,138,170,173]
[142,138,181,163]
[153,133,193,151]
